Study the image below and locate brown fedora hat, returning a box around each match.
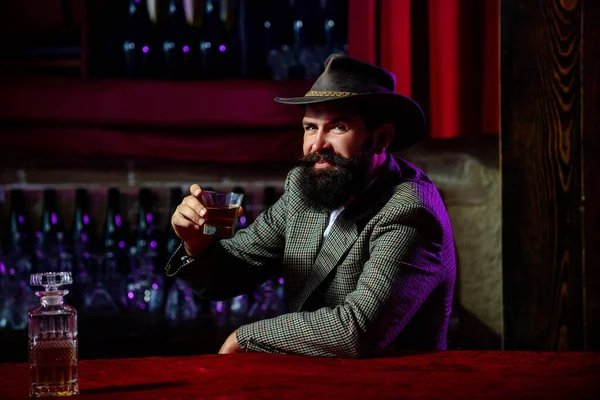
[275,54,425,151]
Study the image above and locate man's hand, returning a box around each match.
[171,184,213,256]
[218,330,243,354]
[171,184,245,257]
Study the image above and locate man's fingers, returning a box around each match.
[182,195,207,217]
[176,204,206,226]
[189,184,203,198]
[237,206,244,217]
[172,213,201,231]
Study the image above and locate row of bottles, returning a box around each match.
[87,0,349,81]
[0,185,286,331]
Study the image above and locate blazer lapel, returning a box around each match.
[296,210,359,311]
[285,209,328,312]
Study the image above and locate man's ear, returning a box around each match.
[372,123,395,154]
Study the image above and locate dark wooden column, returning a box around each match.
[501,0,586,350]
[582,0,600,351]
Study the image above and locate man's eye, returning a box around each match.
[333,125,347,131]
[305,126,317,131]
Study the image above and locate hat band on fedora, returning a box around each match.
[305,90,356,97]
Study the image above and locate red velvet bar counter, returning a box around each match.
[1,351,599,399]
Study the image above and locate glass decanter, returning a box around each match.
[28,272,79,397]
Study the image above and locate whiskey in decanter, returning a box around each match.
[28,272,79,397]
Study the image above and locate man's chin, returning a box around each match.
[301,177,352,211]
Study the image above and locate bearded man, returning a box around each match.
[166,54,456,358]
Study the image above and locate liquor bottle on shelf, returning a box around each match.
[161,0,194,80]
[123,0,158,79]
[264,0,295,80]
[71,189,97,258]
[125,188,164,313]
[291,0,326,79]
[87,187,128,314]
[131,188,161,262]
[219,0,243,78]
[240,0,270,79]
[2,190,35,331]
[199,0,242,79]
[323,0,349,55]
[36,189,71,275]
[5,189,33,259]
[102,188,129,276]
[70,188,97,310]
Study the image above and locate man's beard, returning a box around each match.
[298,149,372,212]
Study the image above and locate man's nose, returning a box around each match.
[311,131,331,153]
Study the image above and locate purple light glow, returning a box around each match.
[146,212,153,224]
[128,291,134,299]
[219,44,226,52]
[18,215,24,224]
[150,240,157,249]
[279,277,284,285]
[185,295,190,301]
[183,45,190,53]
[36,231,41,238]
[9,268,15,276]
[81,233,88,242]
[0,262,6,275]
[240,216,247,225]
[115,214,122,227]
[83,214,90,225]
[152,283,158,290]
[216,302,223,312]
[142,45,149,53]
[118,241,126,249]
[51,213,58,225]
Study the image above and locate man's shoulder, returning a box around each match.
[391,156,433,186]
[389,157,439,202]
[286,166,304,183]
[384,157,449,222]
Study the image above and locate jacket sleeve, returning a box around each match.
[235,204,447,358]
[164,177,289,300]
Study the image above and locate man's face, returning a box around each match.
[298,101,376,211]
[302,101,372,161]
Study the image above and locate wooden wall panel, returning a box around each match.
[582,0,600,351]
[501,0,584,350]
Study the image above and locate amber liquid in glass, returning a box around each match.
[204,206,239,237]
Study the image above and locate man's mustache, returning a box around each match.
[299,151,354,167]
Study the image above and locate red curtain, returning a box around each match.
[356,0,500,139]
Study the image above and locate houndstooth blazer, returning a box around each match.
[166,156,456,358]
